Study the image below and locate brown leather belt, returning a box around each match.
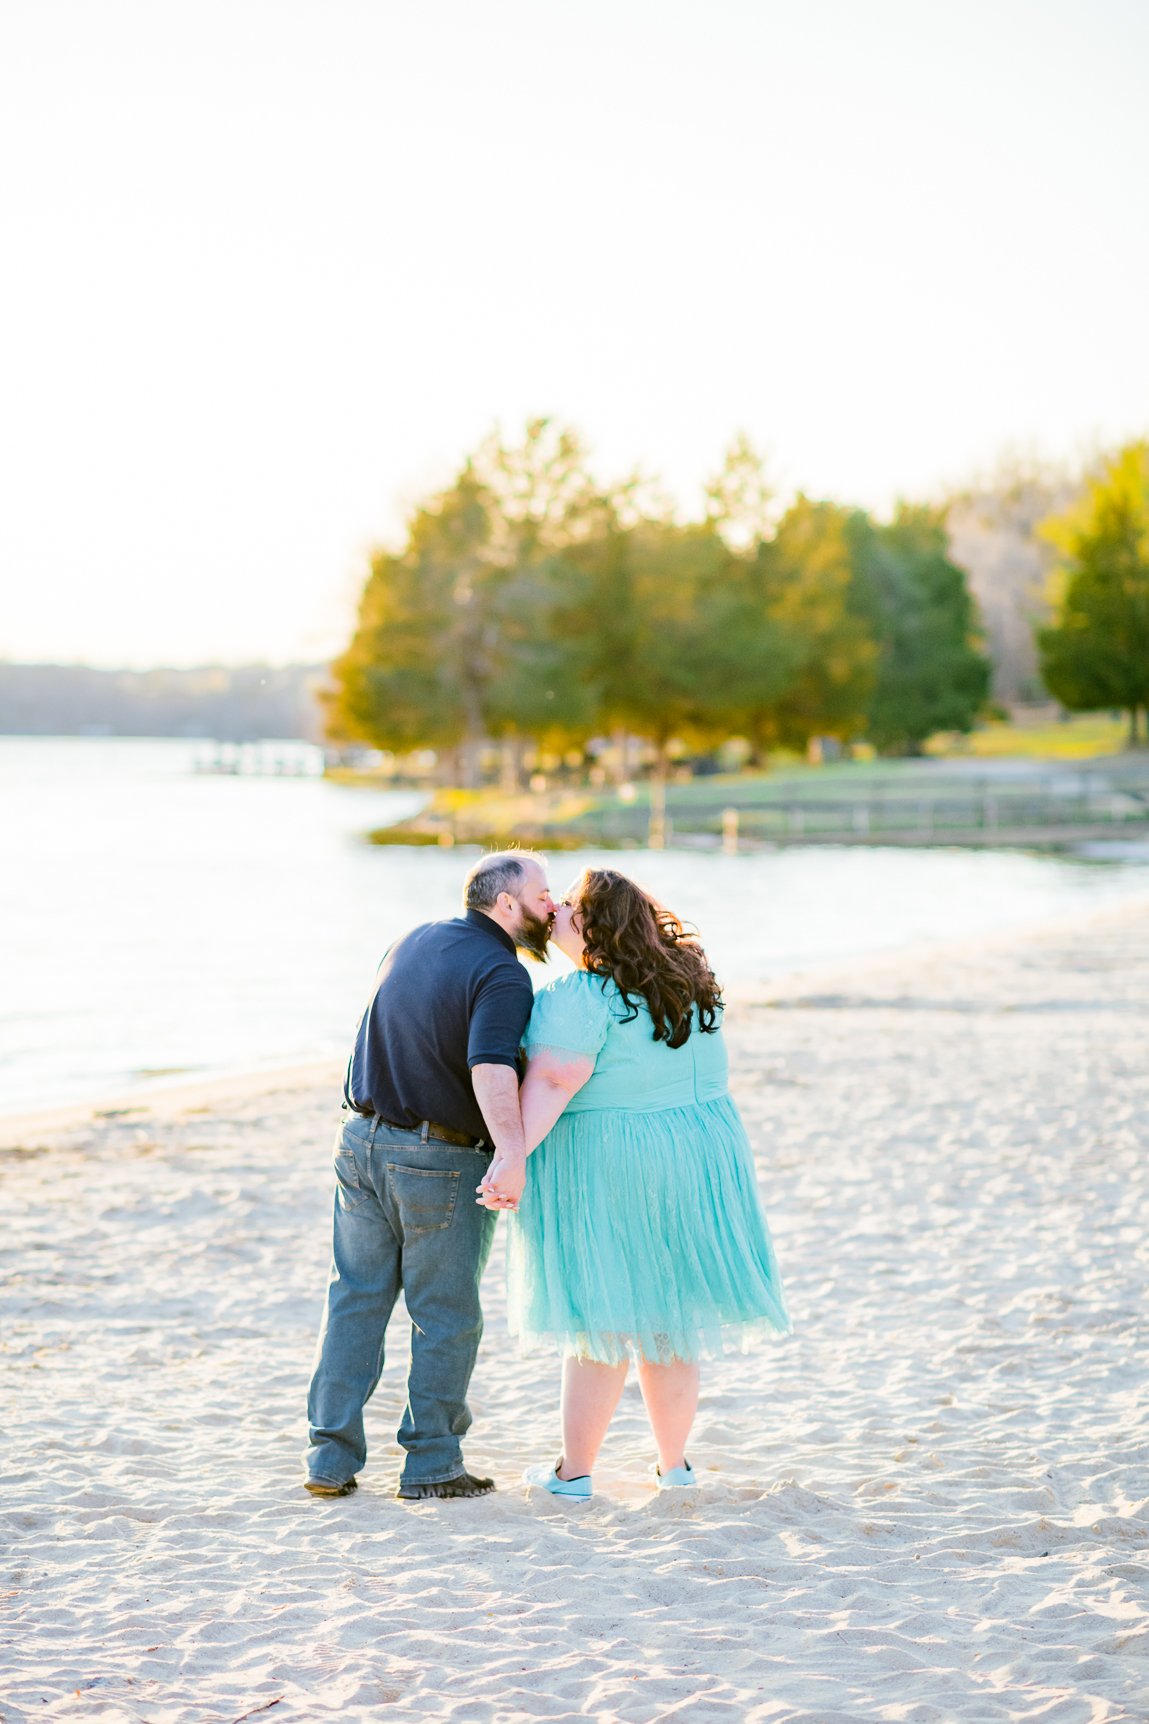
[378,1115,486,1150]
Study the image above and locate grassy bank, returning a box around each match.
[928,712,1129,760]
[353,715,1149,851]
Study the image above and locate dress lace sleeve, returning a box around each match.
[523,972,614,1060]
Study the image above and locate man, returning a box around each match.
[304,851,555,1500]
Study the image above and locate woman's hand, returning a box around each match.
[476,1150,526,1211]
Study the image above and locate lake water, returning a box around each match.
[4,737,1149,1117]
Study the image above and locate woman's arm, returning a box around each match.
[519,1046,596,1153]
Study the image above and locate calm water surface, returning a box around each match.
[4,737,1149,1115]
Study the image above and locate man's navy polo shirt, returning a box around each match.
[344,909,535,1142]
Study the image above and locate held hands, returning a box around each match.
[476,1151,526,1212]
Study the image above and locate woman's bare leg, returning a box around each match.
[557,1355,629,1478]
[636,1357,700,1473]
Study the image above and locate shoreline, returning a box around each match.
[7,883,1149,1150]
[0,1058,344,1149]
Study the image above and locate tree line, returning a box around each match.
[0,663,325,740]
[327,422,992,782]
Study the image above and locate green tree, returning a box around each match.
[594,518,734,753]
[326,422,606,781]
[569,517,752,837]
[325,463,495,775]
[704,433,777,550]
[1037,443,1149,745]
[686,540,804,766]
[849,505,991,754]
[699,439,806,763]
[754,498,877,752]
[473,420,613,759]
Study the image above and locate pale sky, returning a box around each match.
[1,0,1147,667]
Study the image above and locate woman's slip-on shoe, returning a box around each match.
[655,1461,697,1490]
[523,1459,592,1500]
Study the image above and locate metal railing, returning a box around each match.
[685,788,1148,845]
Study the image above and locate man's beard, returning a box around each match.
[515,906,554,962]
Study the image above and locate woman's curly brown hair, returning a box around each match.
[568,868,723,1048]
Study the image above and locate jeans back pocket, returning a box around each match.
[387,1165,459,1235]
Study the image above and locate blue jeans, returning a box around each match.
[306,1114,497,1487]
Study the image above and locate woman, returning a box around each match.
[482,867,789,1499]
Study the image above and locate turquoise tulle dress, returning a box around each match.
[506,969,791,1364]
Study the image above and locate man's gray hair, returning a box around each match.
[464,850,543,911]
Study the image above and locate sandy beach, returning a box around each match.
[3,901,1148,1724]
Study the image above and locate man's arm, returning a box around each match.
[475,1047,594,1210]
[466,965,534,1209]
[470,1062,527,1209]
